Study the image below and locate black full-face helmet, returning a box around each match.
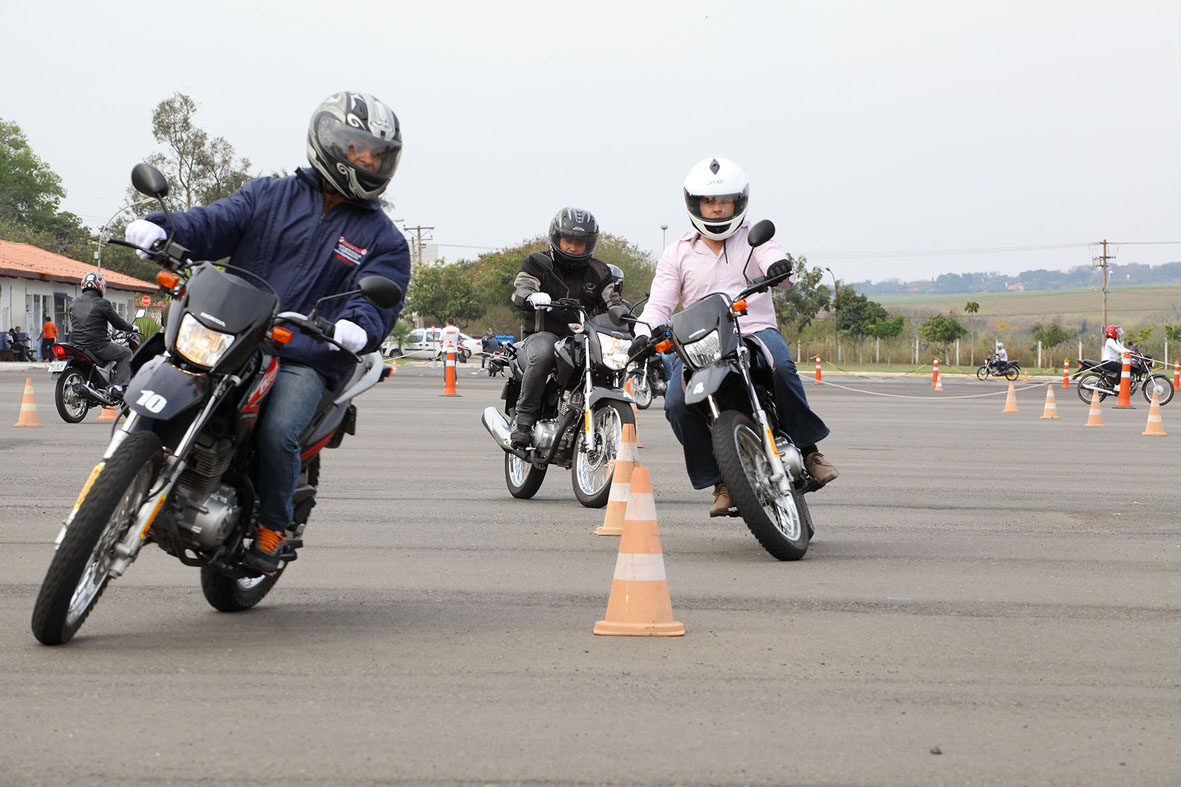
[307,92,402,201]
[548,207,599,271]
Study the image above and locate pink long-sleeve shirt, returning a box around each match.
[635,224,793,338]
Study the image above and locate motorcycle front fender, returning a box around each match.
[125,356,209,420]
[683,362,731,405]
[587,385,633,409]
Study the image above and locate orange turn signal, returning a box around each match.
[156,271,180,290]
[731,299,747,313]
[654,339,672,354]
[271,326,294,345]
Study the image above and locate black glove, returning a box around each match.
[767,259,793,283]
[629,336,650,360]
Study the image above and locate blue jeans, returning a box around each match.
[256,363,327,530]
[664,327,830,489]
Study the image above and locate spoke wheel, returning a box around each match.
[1141,374,1174,406]
[200,566,284,612]
[1005,367,1020,380]
[1077,372,1108,404]
[711,411,810,561]
[31,432,163,645]
[572,400,633,508]
[630,372,654,410]
[976,366,988,381]
[505,450,547,499]
[55,369,90,423]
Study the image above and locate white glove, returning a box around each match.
[527,292,552,311]
[330,319,368,353]
[125,219,167,260]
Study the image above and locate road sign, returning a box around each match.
[141,295,151,306]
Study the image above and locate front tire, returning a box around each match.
[711,411,810,561]
[1141,374,1174,406]
[976,366,989,381]
[630,372,654,410]
[572,400,634,508]
[31,432,163,644]
[55,369,90,423]
[505,451,547,499]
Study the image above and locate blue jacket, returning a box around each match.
[147,168,410,385]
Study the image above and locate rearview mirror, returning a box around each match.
[131,163,169,199]
[747,219,775,248]
[607,304,629,327]
[134,308,146,320]
[359,276,403,309]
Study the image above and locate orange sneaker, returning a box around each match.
[245,527,286,574]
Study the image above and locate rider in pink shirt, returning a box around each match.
[635,157,838,517]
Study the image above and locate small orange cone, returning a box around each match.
[1142,391,1167,436]
[594,466,684,637]
[594,423,638,536]
[388,359,397,375]
[933,368,943,391]
[1002,381,1019,413]
[1084,388,1105,427]
[97,405,119,421]
[13,377,41,427]
[1040,385,1060,419]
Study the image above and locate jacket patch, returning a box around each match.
[333,236,368,266]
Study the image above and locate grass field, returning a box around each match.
[872,284,1181,331]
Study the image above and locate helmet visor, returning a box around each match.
[553,231,597,259]
[685,188,749,221]
[315,115,401,179]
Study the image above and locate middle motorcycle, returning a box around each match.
[629,219,817,561]
[482,298,636,508]
[50,317,144,422]
[627,352,670,410]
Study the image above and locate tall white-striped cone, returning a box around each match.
[1040,384,1060,419]
[1002,380,1019,413]
[13,377,41,427]
[594,423,638,536]
[594,466,684,637]
[933,368,943,391]
[931,357,939,387]
[1142,391,1167,436]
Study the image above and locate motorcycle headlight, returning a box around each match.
[597,333,631,371]
[174,312,234,367]
[682,329,721,368]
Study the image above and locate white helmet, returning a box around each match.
[683,157,749,240]
[996,342,1004,350]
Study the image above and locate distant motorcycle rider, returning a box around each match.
[508,207,623,447]
[1099,324,1131,378]
[69,272,136,396]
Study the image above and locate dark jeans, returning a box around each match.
[91,341,132,385]
[665,327,830,489]
[40,338,54,360]
[255,363,327,530]
[514,331,558,426]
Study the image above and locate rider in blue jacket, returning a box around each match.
[126,91,411,572]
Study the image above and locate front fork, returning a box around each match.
[730,345,794,497]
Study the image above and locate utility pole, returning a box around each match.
[1092,239,1113,327]
[402,224,435,266]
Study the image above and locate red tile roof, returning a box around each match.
[0,239,155,292]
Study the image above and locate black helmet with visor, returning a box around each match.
[548,207,600,270]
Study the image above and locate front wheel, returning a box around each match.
[1141,374,1174,405]
[31,432,163,644]
[976,366,989,381]
[1077,372,1107,404]
[630,372,654,410]
[572,400,634,508]
[711,411,810,561]
[505,451,547,499]
[55,368,90,423]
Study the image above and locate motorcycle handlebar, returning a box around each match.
[274,311,363,364]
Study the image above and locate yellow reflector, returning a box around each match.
[73,462,105,510]
[584,409,592,433]
[765,427,780,457]
[139,494,168,540]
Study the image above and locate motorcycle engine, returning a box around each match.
[774,435,805,481]
[173,436,241,549]
[531,419,561,452]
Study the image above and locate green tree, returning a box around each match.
[1165,325,1181,343]
[1031,322,1071,348]
[919,312,968,356]
[405,261,486,326]
[869,314,905,338]
[964,301,980,314]
[774,256,831,337]
[0,119,68,228]
[835,287,889,338]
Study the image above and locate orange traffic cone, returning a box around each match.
[593,466,684,637]
[814,356,822,385]
[441,350,459,396]
[1142,391,1167,436]
[1002,381,1019,413]
[933,369,943,391]
[594,423,639,536]
[1040,385,1060,419]
[1084,388,1105,427]
[931,357,939,387]
[13,377,41,427]
[1114,352,1133,409]
[97,405,119,421]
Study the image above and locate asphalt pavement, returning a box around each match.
[0,366,1177,786]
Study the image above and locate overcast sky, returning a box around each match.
[5,0,1179,282]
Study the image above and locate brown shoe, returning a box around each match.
[709,483,735,517]
[805,452,839,487]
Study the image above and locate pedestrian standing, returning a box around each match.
[39,317,58,360]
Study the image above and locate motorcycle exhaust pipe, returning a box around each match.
[482,406,532,458]
[78,381,118,407]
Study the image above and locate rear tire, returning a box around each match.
[31,432,163,644]
[1141,374,1174,406]
[1077,372,1107,403]
[572,400,634,508]
[55,369,90,423]
[711,411,809,561]
[200,567,284,612]
[1005,366,1020,381]
[505,452,547,499]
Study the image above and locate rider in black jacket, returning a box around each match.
[70,272,136,394]
[508,207,622,446]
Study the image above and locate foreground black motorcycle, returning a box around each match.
[50,320,143,422]
[1074,357,1173,405]
[482,286,636,507]
[630,219,815,561]
[976,355,1020,381]
[31,164,403,645]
